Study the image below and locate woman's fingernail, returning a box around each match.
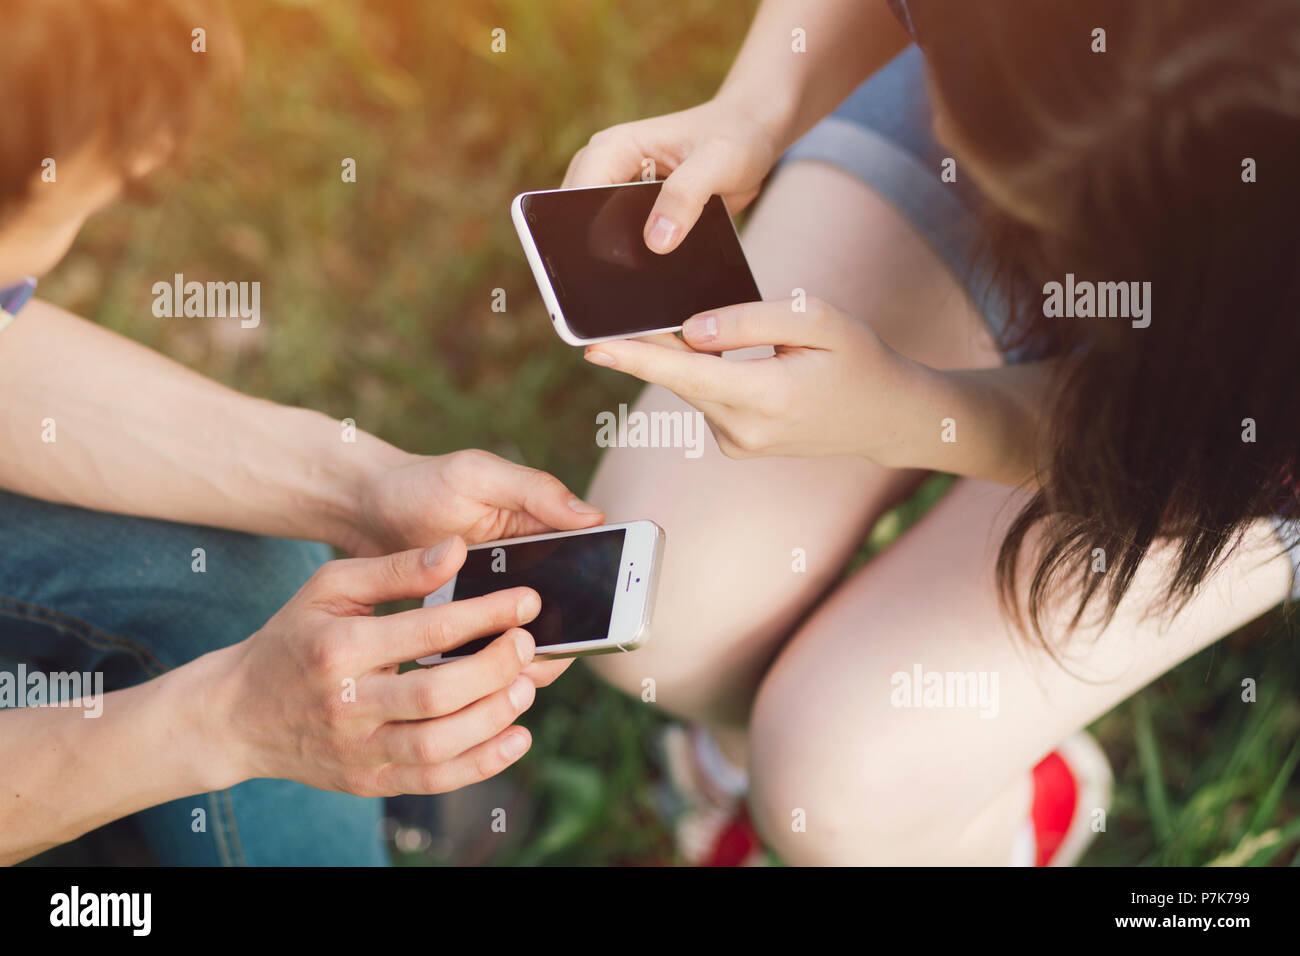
[647,215,678,252]
[423,538,453,567]
[585,350,615,368]
[500,730,530,760]
[508,676,535,710]
[684,314,717,343]
[568,496,602,515]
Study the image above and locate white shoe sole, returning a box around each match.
[1049,731,1114,866]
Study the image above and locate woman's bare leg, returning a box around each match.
[585,159,1000,748]
[747,478,1293,864]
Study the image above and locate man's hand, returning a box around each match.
[343,449,603,686]
[215,538,553,796]
[348,448,604,557]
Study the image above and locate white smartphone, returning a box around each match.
[416,520,664,664]
[511,181,761,345]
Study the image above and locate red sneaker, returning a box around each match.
[676,801,766,867]
[659,725,768,866]
[1017,732,1113,866]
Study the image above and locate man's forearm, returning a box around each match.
[717,0,911,148]
[0,299,407,548]
[0,645,244,865]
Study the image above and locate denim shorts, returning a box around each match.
[781,45,1300,601]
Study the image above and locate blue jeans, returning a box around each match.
[0,490,389,865]
[780,45,1019,358]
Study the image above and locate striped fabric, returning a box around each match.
[0,277,37,332]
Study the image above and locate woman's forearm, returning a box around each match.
[0,298,407,548]
[717,0,911,148]
[890,358,1055,489]
[0,645,243,865]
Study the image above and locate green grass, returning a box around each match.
[1087,616,1300,866]
[42,0,1299,865]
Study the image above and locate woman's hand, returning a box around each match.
[563,96,786,254]
[348,448,603,558]
[563,0,910,253]
[584,296,924,464]
[214,538,554,796]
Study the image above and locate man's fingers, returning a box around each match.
[313,538,466,608]
[366,587,541,667]
[378,727,532,795]
[522,656,573,688]
[474,457,604,532]
[584,338,747,407]
[366,628,535,720]
[375,676,536,765]
[680,298,836,353]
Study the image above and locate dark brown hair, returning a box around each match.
[913,0,1300,648]
[0,0,239,219]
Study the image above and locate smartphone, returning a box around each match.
[512,181,761,345]
[416,520,664,664]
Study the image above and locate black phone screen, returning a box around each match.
[521,182,761,340]
[441,529,627,658]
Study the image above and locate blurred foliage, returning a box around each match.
[51,0,748,494]
[41,0,1297,865]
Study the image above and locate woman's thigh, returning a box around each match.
[585,158,1000,726]
[748,478,1293,864]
